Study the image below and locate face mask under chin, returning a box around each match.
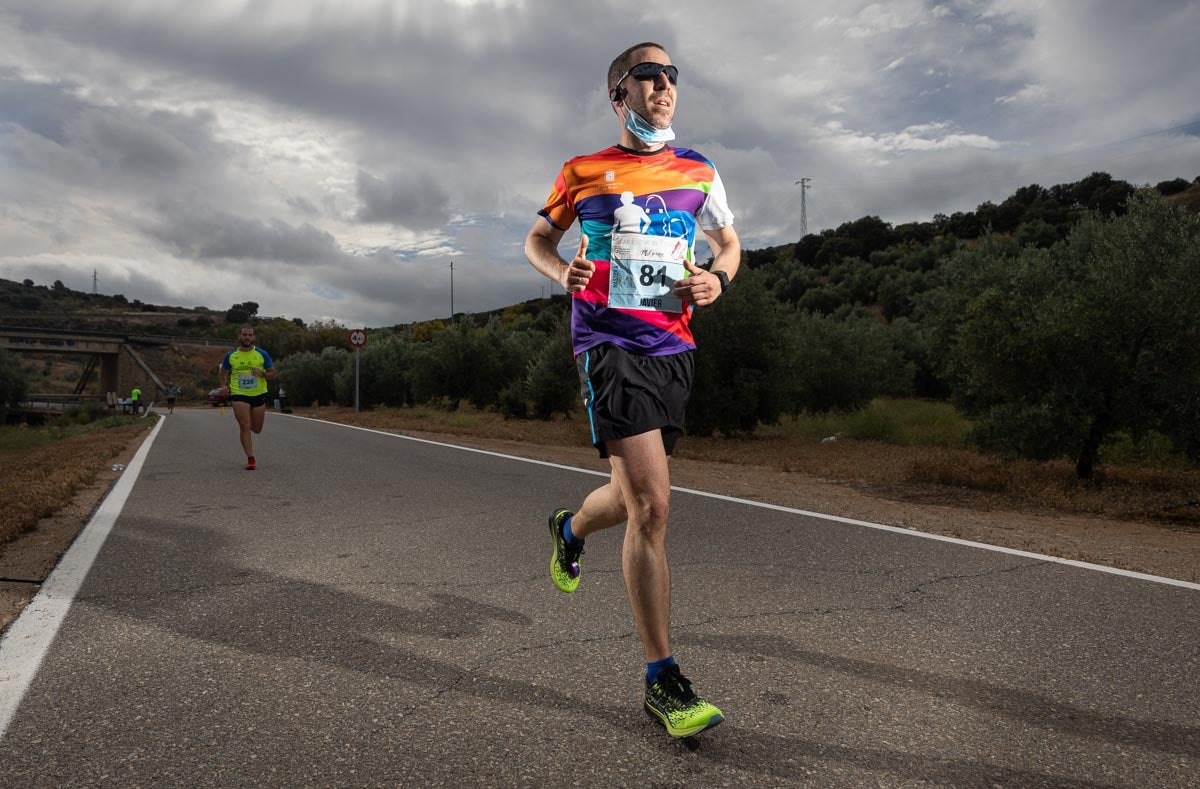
[623,103,675,144]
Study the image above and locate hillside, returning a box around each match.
[0,278,225,335]
[1168,180,1200,212]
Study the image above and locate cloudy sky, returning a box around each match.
[1,0,1198,327]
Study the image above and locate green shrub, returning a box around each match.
[498,382,529,419]
[525,332,576,420]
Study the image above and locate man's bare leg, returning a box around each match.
[606,431,673,663]
[250,405,267,434]
[569,473,627,540]
[232,402,254,458]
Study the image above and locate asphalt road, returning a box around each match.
[0,408,1197,787]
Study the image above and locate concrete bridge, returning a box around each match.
[0,325,164,397]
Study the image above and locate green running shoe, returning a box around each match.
[548,508,584,593]
[644,665,724,738]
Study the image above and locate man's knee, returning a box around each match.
[626,495,670,534]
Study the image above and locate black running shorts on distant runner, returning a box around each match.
[230,394,269,408]
[576,343,694,459]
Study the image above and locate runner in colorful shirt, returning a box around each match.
[524,41,741,739]
[218,325,277,471]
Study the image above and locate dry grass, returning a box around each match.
[905,449,1200,525]
[296,405,1200,528]
[0,420,154,546]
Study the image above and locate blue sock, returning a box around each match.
[646,656,676,684]
[563,516,582,546]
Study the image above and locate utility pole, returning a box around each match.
[92,269,98,295]
[794,177,812,237]
[449,259,454,318]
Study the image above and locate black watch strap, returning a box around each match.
[713,269,730,293]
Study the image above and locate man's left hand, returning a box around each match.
[673,260,722,307]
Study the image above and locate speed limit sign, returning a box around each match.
[348,329,367,347]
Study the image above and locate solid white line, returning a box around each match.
[0,416,165,740]
[291,415,1200,592]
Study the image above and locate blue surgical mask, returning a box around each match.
[623,102,675,144]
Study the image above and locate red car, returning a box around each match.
[207,388,230,407]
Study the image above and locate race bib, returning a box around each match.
[237,373,258,390]
[608,233,688,313]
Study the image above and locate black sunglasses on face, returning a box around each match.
[618,62,679,86]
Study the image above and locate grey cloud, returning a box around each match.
[1,71,234,189]
[145,202,347,265]
[3,1,619,153]
[70,106,222,177]
[302,215,549,326]
[0,71,87,144]
[355,170,451,229]
[286,195,321,217]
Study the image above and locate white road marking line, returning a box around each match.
[0,417,165,739]
[299,416,1200,592]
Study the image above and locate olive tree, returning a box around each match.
[931,190,1200,477]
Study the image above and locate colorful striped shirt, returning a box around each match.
[537,145,734,356]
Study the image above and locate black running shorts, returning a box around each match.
[230,394,269,408]
[575,343,694,459]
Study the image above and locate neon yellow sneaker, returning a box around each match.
[644,665,724,737]
[548,509,584,593]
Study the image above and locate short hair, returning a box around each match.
[240,324,255,333]
[607,41,669,93]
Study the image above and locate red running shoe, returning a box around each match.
[245,456,256,471]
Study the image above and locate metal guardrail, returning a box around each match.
[21,394,107,406]
[0,325,234,347]
[0,324,127,340]
[13,396,107,415]
[128,334,235,347]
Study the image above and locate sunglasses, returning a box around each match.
[617,62,679,87]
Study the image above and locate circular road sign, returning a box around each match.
[348,329,367,348]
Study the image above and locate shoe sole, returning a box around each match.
[644,703,724,738]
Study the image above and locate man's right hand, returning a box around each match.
[561,234,595,293]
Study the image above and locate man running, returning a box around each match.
[218,325,277,471]
[524,41,740,738]
[165,383,181,414]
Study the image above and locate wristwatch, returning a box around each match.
[713,269,731,293]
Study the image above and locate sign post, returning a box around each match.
[348,328,367,412]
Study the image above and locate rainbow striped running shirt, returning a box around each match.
[537,144,735,356]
